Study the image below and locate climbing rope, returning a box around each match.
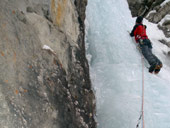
[127,31,145,128]
[136,54,145,128]
[141,55,145,128]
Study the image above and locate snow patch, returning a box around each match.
[160,0,170,7]
[158,14,170,26]
[147,10,156,17]
[42,45,54,52]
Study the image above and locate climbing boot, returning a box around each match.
[154,63,163,74]
[149,64,157,73]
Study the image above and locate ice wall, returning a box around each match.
[86,0,170,128]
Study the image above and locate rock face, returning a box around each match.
[0,0,96,128]
[127,0,165,17]
[146,1,170,23]
[127,0,170,45]
[146,1,170,38]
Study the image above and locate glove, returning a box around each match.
[144,25,147,29]
[130,32,133,37]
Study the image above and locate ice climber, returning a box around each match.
[130,16,163,74]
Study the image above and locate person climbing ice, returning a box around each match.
[130,16,163,74]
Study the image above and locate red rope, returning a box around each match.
[128,33,145,128]
[141,56,145,128]
[136,55,145,128]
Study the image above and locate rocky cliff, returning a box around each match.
[127,0,165,17]
[127,0,170,48]
[0,0,96,128]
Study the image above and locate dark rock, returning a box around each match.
[16,10,27,24]
[159,39,170,47]
[127,0,165,17]
[162,20,170,26]
[168,51,170,56]
[147,2,170,23]
[26,6,35,13]
[158,24,170,38]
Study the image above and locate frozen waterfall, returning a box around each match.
[85,0,170,128]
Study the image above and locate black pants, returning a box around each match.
[139,39,162,66]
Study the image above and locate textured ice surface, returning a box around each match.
[86,0,170,128]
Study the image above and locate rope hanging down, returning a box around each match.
[127,30,145,128]
[136,54,145,128]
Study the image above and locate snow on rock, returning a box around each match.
[160,0,170,7]
[158,14,170,26]
[43,45,54,52]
